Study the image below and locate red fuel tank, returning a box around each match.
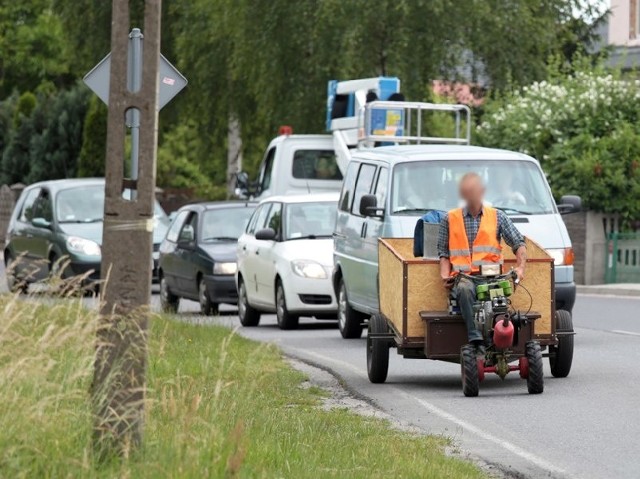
[493,316,514,349]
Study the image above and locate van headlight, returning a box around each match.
[545,248,574,266]
[66,236,101,256]
[291,260,327,279]
[213,262,237,275]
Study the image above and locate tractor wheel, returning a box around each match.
[238,278,261,327]
[367,313,390,383]
[549,310,574,378]
[525,341,544,394]
[337,278,364,339]
[460,345,479,397]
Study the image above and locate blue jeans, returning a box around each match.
[453,276,483,343]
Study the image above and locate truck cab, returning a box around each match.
[237,131,342,200]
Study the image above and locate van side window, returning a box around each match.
[338,162,359,212]
[351,164,377,216]
[258,148,276,193]
[374,167,389,207]
[19,188,41,222]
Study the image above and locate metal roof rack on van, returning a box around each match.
[358,101,471,148]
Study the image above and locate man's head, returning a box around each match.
[459,172,485,211]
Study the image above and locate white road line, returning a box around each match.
[290,347,568,478]
[611,330,640,337]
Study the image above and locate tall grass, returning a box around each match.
[0,290,484,478]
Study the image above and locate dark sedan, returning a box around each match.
[158,201,256,315]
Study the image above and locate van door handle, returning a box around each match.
[361,223,367,238]
[242,245,247,251]
[255,249,260,255]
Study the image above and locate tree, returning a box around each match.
[78,96,108,177]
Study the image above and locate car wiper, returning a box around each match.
[286,234,333,241]
[201,236,238,242]
[494,207,532,215]
[392,207,429,215]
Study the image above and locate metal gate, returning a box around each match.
[605,233,640,284]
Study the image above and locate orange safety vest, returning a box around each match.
[448,206,503,275]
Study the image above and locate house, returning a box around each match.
[608,0,640,67]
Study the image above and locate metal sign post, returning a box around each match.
[89,0,167,457]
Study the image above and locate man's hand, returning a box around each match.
[514,266,525,283]
[441,275,454,290]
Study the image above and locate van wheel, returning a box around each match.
[276,280,299,330]
[5,254,27,294]
[160,275,179,314]
[238,278,260,327]
[337,278,364,339]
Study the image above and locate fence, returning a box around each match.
[605,232,640,284]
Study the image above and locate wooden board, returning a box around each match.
[378,240,405,335]
[378,237,554,344]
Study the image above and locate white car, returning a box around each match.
[236,193,339,329]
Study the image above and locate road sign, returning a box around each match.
[83,45,187,110]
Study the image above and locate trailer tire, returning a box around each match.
[461,345,479,397]
[549,310,574,378]
[526,341,544,394]
[337,279,364,339]
[367,314,390,383]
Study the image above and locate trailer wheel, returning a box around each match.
[367,314,390,383]
[525,341,544,394]
[460,345,479,397]
[549,310,574,378]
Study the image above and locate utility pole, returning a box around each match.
[92,0,161,457]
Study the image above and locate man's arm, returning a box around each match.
[498,210,527,281]
[437,215,454,287]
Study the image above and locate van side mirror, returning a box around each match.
[32,217,51,229]
[558,195,581,214]
[255,227,277,241]
[359,194,383,217]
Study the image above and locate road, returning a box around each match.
[3,260,639,478]
[165,294,640,479]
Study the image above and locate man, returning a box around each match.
[437,172,527,354]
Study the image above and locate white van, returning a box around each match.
[332,145,580,339]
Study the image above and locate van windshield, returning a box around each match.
[391,160,555,215]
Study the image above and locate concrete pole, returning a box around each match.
[93,0,161,458]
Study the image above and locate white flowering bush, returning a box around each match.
[477,66,640,221]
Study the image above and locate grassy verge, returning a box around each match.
[0,295,485,478]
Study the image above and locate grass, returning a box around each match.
[0,294,486,478]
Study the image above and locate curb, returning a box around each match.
[577,285,640,298]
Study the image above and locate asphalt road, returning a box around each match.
[3,259,639,478]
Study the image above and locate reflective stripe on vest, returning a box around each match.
[448,206,503,275]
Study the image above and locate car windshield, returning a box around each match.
[284,201,336,240]
[391,160,555,215]
[56,185,170,225]
[200,207,254,242]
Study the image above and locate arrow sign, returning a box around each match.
[84,50,187,110]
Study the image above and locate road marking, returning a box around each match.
[290,347,568,478]
[611,329,640,337]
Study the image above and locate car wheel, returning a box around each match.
[160,275,179,314]
[238,278,260,326]
[198,278,218,316]
[337,278,364,339]
[276,280,299,330]
[5,254,27,294]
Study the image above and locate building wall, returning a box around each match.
[609,0,640,46]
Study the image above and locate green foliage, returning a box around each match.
[477,61,640,220]
[78,96,107,178]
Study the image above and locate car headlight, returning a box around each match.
[213,262,237,275]
[545,248,574,266]
[291,260,327,279]
[66,236,101,256]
